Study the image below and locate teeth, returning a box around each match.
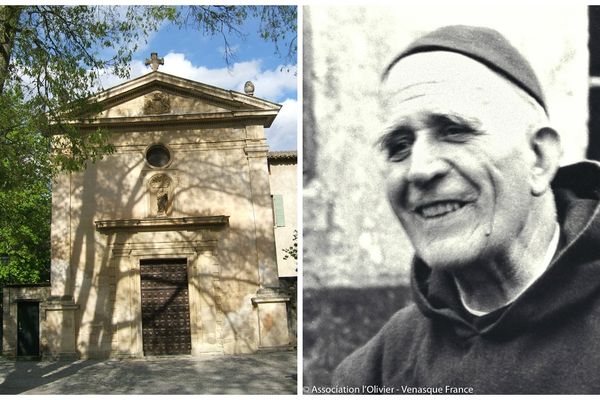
[418,202,463,218]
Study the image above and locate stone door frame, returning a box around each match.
[96,216,229,358]
[108,237,225,358]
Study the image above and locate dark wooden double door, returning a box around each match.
[140,258,192,356]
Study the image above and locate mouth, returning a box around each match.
[414,200,471,219]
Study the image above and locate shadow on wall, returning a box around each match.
[303,285,412,388]
[55,131,293,358]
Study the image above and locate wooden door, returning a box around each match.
[140,259,191,355]
[17,302,39,357]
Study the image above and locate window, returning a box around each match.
[273,195,285,227]
[146,144,171,168]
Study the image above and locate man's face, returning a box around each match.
[379,52,541,271]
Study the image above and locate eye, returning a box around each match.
[378,130,414,162]
[439,123,476,141]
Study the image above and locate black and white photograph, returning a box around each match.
[303,3,600,394]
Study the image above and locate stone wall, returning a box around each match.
[2,285,51,358]
[49,73,290,358]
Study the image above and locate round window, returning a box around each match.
[146,144,171,168]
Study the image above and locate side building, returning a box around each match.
[268,151,298,345]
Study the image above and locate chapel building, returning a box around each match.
[2,57,295,359]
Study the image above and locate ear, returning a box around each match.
[530,127,562,196]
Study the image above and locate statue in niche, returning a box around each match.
[149,173,172,217]
[157,192,168,216]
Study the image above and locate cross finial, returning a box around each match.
[145,52,164,72]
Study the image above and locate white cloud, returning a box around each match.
[96,70,126,92]
[252,64,297,101]
[157,53,297,102]
[266,98,297,151]
[97,52,297,104]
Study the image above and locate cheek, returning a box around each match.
[383,167,408,211]
[470,147,534,233]
[486,146,533,195]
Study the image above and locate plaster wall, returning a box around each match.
[269,160,298,278]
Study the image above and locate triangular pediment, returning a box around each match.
[82,71,281,128]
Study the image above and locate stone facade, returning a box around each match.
[44,71,292,358]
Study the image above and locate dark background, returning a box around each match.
[303,286,411,388]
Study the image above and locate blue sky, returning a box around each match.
[99,6,298,151]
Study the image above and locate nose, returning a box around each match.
[405,135,450,187]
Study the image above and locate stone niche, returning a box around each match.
[146,172,176,217]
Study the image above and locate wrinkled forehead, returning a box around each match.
[381,51,531,121]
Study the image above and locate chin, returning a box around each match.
[415,243,480,272]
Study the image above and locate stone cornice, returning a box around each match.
[95,216,229,233]
[245,142,270,158]
[90,71,281,112]
[100,84,246,114]
[251,287,291,304]
[72,110,279,130]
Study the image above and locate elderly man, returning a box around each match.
[333,25,600,394]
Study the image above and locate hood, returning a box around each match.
[411,161,600,339]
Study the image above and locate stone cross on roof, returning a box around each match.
[145,52,164,72]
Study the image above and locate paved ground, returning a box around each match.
[0,350,297,394]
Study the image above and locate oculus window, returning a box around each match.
[146,144,171,168]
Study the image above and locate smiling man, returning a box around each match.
[332,25,600,394]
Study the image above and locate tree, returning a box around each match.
[0,178,51,286]
[1,6,166,186]
[0,86,52,285]
[0,5,297,285]
[283,230,298,261]
[179,6,297,66]
[0,5,167,285]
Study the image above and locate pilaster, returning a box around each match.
[244,128,280,289]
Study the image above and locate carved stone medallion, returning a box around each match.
[149,173,172,190]
[143,92,171,115]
